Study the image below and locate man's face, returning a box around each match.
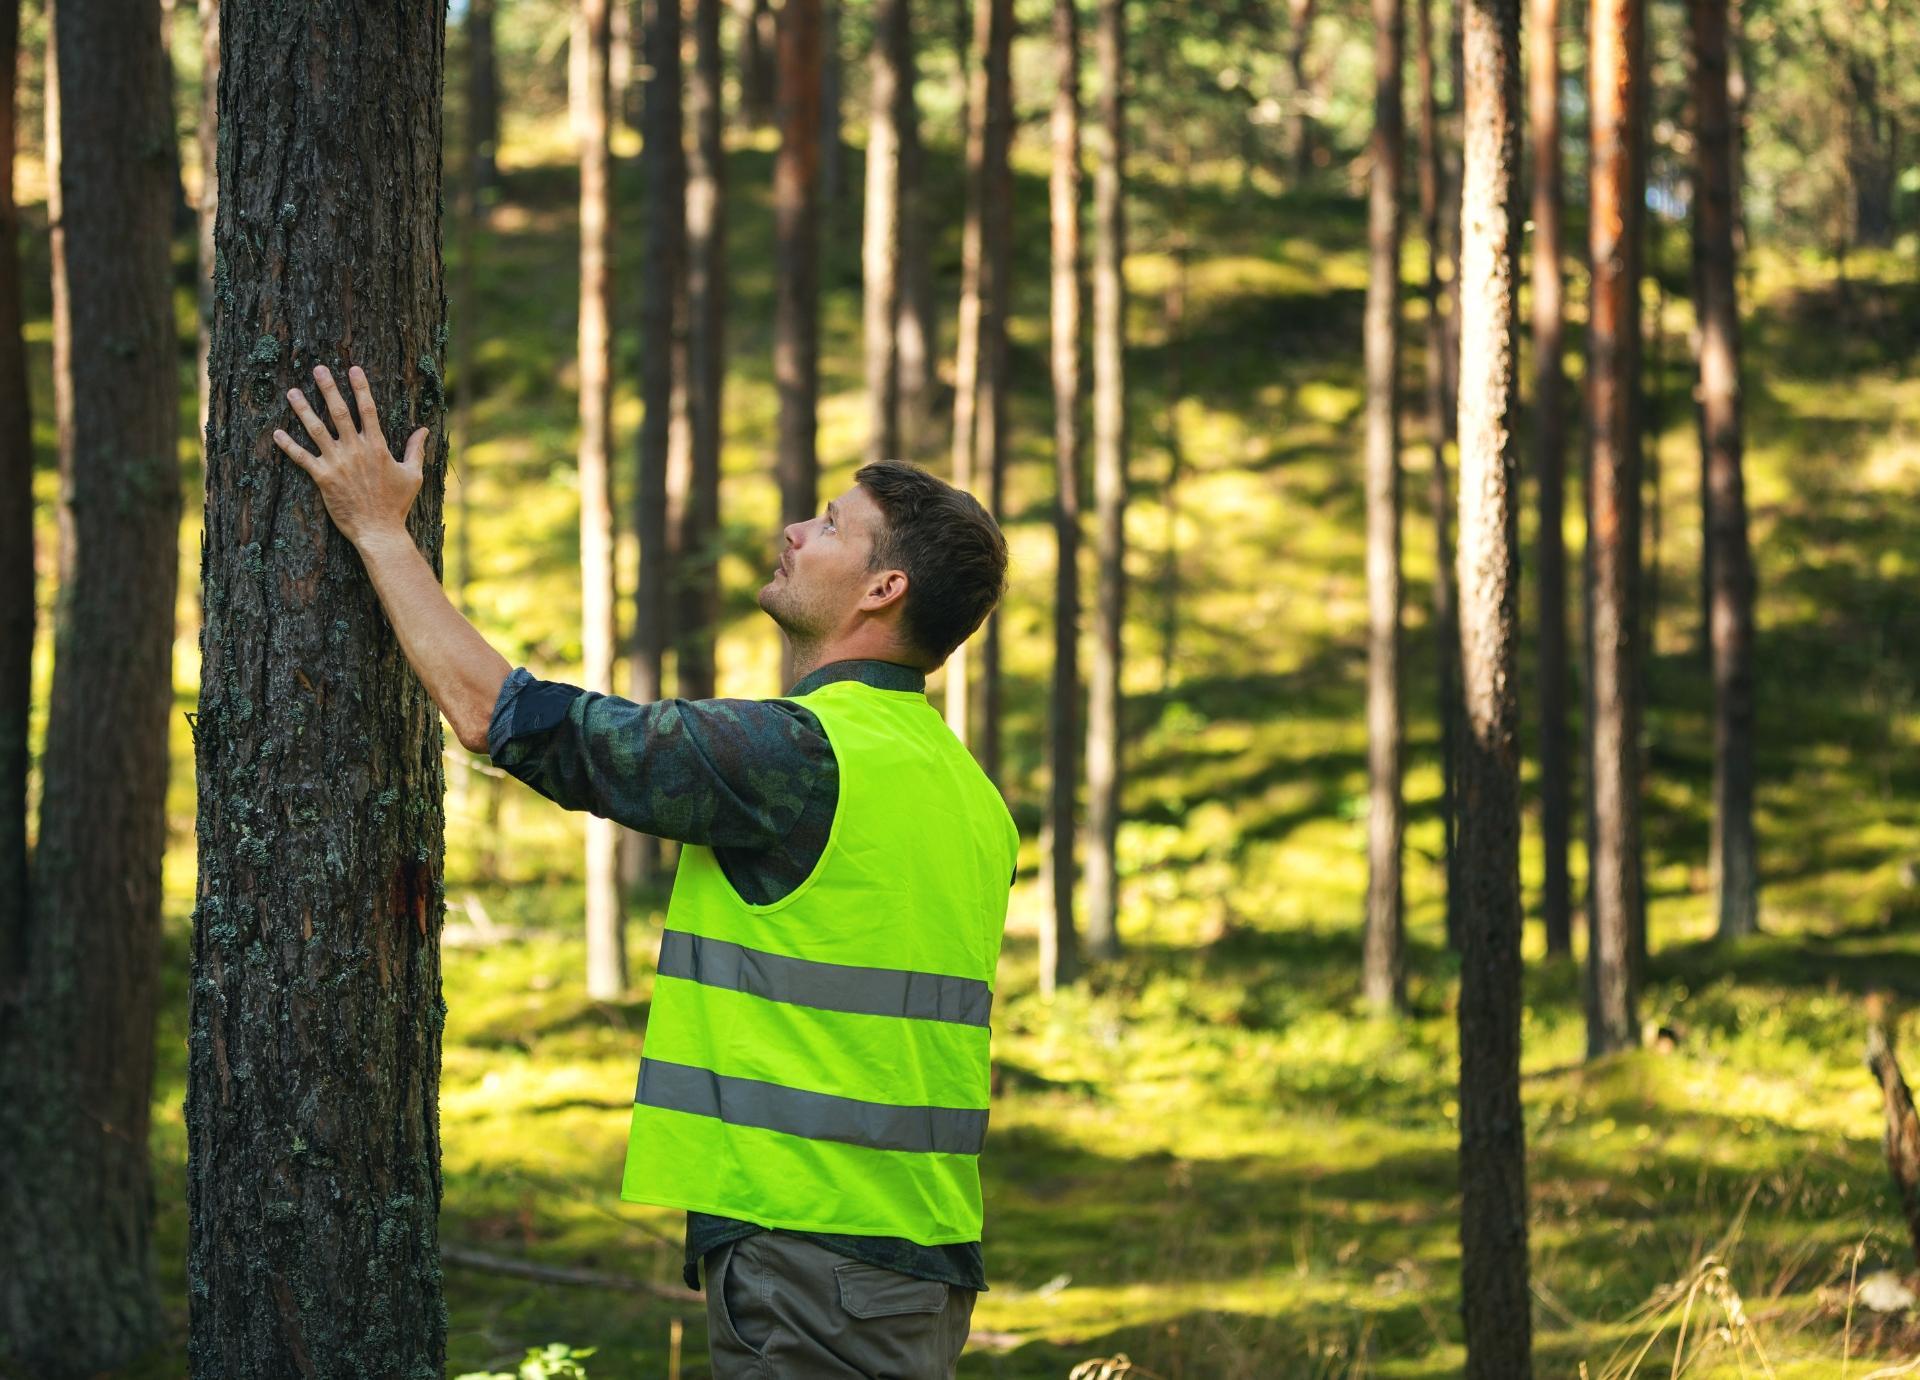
[757,484,887,643]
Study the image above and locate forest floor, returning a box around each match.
[18,111,1920,1377]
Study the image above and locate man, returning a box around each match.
[272,363,1017,1379]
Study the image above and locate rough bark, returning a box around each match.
[1084,0,1126,962]
[863,0,905,465]
[0,0,178,1368]
[774,0,823,690]
[678,0,726,700]
[1044,0,1083,997]
[1531,0,1571,957]
[0,0,31,997]
[1416,0,1460,954]
[1454,0,1532,1369]
[186,2,450,1374]
[1585,0,1645,1059]
[946,0,1012,769]
[1287,0,1316,180]
[580,0,627,996]
[1362,0,1405,1013]
[1690,0,1757,941]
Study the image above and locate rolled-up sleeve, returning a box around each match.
[485,666,828,848]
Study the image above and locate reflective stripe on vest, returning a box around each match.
[656,930,994,1028]
[636,1057,990,1155]
[618,679,1019,1245]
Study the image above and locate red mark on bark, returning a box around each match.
[389,857,434,940]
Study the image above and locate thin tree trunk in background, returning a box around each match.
[1044,0,1083,998]
[1585,0,1644,1059]
[1691,0,1758,941]
[1531,0,1571,958]
[863,0,905,465]
[196,0,219,440]
[954,0,972,148]
[820,0,845,209]
[1084,0,1127,963]
[632,0,684,885]
[580,0,627,997]
[470,0,500,195]
[1443,0,1464,418]
[1645,251,1663,655]
[977,0,1013,786]
[774,0,823,693]
[679,0,727,700]
[1159,141,1189,691]
[1287,0,1316,180]
[947,0,1012,765]
[188,1,449,1371]
[1417,0,1460,953]
[0,0,32,995]
[1454,0,1531,1367]
[740,0,775,128]
[895,12,936,459]
[1362,0,1405,1013]
[0,0,177,1364]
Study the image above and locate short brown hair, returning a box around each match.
[855,460,1009,667]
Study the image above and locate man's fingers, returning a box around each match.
[287,388,336,451]
[272,428,320,471]
[348,365,387,447]
[402,427,428,469]
[313,365,357,436]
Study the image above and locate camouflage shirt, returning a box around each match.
[487,658,993,1294]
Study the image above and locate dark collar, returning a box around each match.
[788,659,928,697]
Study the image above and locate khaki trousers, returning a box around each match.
[703,1233,977,1379]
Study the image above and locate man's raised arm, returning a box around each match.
[272,362,510,751]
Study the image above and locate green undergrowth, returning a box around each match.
[16,96,1920,1377]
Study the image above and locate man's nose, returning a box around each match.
[782,522,805,548]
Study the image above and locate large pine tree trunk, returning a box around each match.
[774,0,822,689]
[1044,0,1083,997]
[1691,0,1757,941]
[1415,0,1459,954]
[679,0,726,701]
[0,0,31,994]
[1454,0,1531,1368]
[946,0,1012,767]
[863,0,905,465]
[1084,0,1126,962]
[580,0,627,997]
[0,0,178,1367]
[1361,0,1405,1013]
[1531,0,1571,958]
[188,2,451,1373]
[1585,0,1645,1058]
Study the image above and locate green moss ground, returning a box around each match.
[16,111,1920,1375]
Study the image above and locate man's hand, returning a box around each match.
[272,363,429,547]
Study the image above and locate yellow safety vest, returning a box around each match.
[620,679,1019,1243]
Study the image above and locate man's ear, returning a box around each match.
[860,568,909,613]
